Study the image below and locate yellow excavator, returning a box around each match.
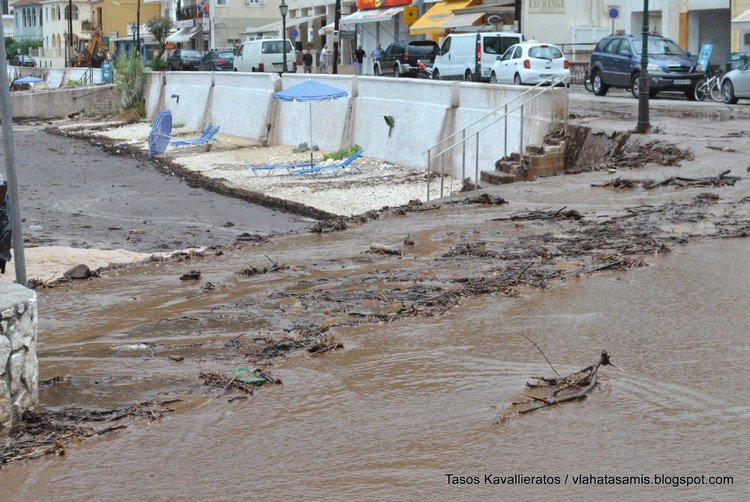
[72,28,107,68]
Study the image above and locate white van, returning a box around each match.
[233,38,296,73]
[432,32,524,82]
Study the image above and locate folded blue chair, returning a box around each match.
[147,110,173,157]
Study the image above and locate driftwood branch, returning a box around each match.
[504,351,623,418]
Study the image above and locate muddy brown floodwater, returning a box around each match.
[1,107,750,500]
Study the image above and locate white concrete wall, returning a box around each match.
[211,73,280,139]
[353,77,455,169]
[161,72,215,131]
[452,83,567,178]
[144,73,567,181]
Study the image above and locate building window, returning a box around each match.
[216,0,227,5]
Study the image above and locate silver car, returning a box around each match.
[720,62,750,104]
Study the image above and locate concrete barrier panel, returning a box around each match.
[144,71,165,118]
[273,74,356,153]
[452,83,566,180]
[352,77,456,168]
[163,72,214,131]
[211,72,279,139]
[47,69,66,89]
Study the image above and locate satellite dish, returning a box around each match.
[487,15,502,26]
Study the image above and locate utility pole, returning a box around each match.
[136,0,141,57]
[637,0,650,133]
[332,0,341,74]
[0,31,27,286]
[514,0,522,33]
[68,0,73,65]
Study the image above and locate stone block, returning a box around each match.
[528,151,566,179]
[9,350,24,395]
[0,336,9,376]
[481,171,516,185]
[0,380,11,430]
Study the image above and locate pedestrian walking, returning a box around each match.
[370,43,383,62]
[319,45,329,74]
[354,46,366,76]
[303,49,313,73]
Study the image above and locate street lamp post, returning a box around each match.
[136,0,141,58]
[637,0,650,133]
[279,0,288,73]
[131,24,137,52]
[67,0,73,66]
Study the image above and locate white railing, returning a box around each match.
[425,76,569,200]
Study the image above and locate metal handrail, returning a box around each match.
[426,76,568,200]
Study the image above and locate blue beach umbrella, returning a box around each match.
[12,76,44,85]
[273,80,348,166]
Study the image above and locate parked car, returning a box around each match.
[10,55,36,67]
[720,61,750,104]
[374,41,439,77]
[589,34,704,99]
[432,32,524,81]
[490,42,570,85]
[199,50,235,71]
[167,49,203,71]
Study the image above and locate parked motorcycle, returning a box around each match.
[416,60,433,79]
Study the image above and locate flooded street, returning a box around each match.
[2,105,750,499]
[2,224,748,499]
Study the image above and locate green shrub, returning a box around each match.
[323,144,362,161]
[115,50,145,110]
[150,57,167,72]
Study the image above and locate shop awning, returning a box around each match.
[732,8,750,25]
[165,26,201,44]
[409,0,475,35]
[441,12,485,29]
[243,13,325,36]
[318,22,356,35]
[339,6,405,24]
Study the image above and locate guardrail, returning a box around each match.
[77,67,95,85]
[424,76,569,200]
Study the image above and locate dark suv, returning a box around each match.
[374,41,440,77]
[589,34,704,99]
[167,49,203,71]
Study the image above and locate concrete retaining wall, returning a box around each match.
[10,84,121,120]
[0,284,38,431]
[145,73,567,179]
[12,68,567,180]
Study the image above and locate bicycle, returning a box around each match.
[694,68,724,102]
[583,65,594,92]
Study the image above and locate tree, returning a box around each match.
[146,17,173,60]
[5,39,42,60]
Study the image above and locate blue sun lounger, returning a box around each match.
[292,150,364,175]
[247,160,317,177]
[170,124,221,151]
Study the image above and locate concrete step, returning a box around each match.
[481,170,517,185]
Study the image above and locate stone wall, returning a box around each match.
[0,284,38,431]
